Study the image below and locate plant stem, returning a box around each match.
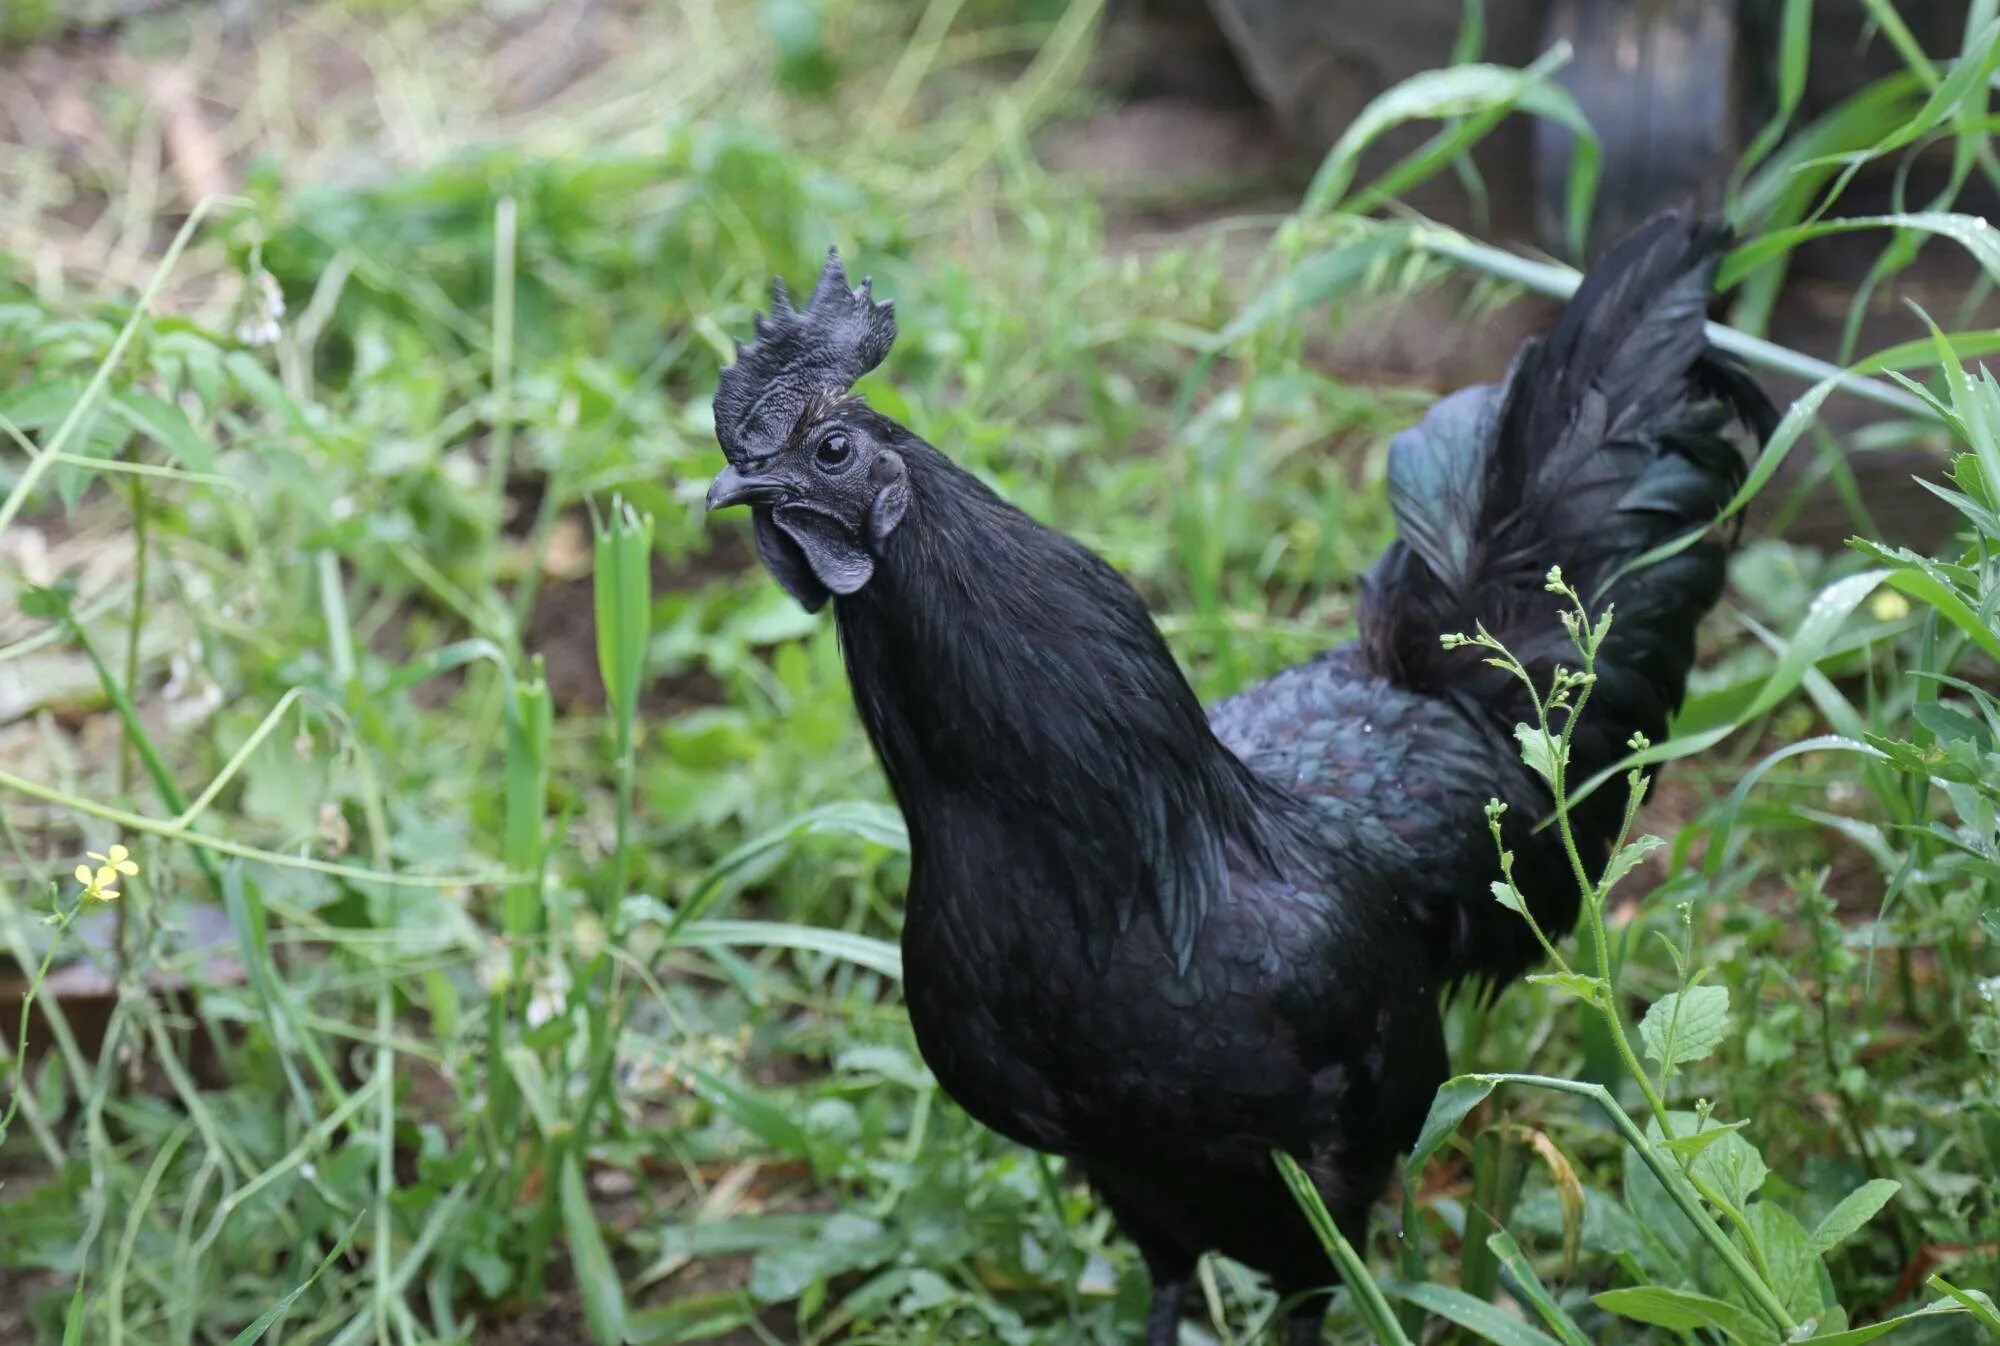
[1478,1074,1799,1335]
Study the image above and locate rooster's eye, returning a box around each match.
[815,433,852,472]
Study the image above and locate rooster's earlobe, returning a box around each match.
[869,450,909,545]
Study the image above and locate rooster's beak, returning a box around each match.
[705,465,783,512]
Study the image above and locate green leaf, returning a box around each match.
[1514,722,1565,784]
[1525,971,1606,1005]
[1647,1111,1768,1210]
[1740,1203,1819,1319]
[108,388,215,469]
[561,1155,630,1345]
[1491,879,1528,915]
[669,802,908,935]
[1653,1117,1748,1161]
[61,1277,86,1346]
[1590,1286,1778,1345]
[1638,985,1731,1069]
[1803,1294,1985,1344]
[1485,1229,1591,1346]
[1378,1279,1566,1346]
[1215,225,1409,345]
[670,919,903,980]
[1719,212,2000,290]
[1691,1131,1770,1213]
[1406,1074,1498,1182]
[1807,1179,1901,1255]
[675,1061,813,1161]
[1599,834,1664,896]
[1848,544,2000,663]
[1571,556,1893,815]
[227,1213,366,1345]
[1300,48,1586,223]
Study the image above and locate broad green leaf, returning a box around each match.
[1406,1075,1498,1182]
[1927,1275,2000,1332]
[1741,1202,1820,1319]
[1491,879,1528,915]
[1591,1286,1778,1345]
[670,802,909,934]
[1638,985,1731,1069]
[1648,1112,1768,1211]
[1691,1130,1770,1213]
[561,1155,630,1346]
[1808,1179,1901,1255]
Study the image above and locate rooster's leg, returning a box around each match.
[1144,1277,1186,1346]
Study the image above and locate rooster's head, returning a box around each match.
[706,249,909,612]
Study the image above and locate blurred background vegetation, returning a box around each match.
[0,0,1996,1342]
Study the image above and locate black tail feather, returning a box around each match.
[1359,211,1776,982]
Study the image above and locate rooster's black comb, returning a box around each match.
[712,248,897,464]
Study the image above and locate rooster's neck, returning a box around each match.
[829,446,1304,965]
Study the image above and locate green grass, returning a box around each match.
[0,1,1996,1342]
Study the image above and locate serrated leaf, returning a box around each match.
[1741,1202,1819,1319]
[1638,985,1730,1069]
[1591,1286,1778,1345]
[561,1155,630,1345]
[1491,879,1528,915]
[1808,1179,1901,1255]
[1406,1075,1497,1182]
[1696,1135,1770,1212]
[1600,834,1664,895]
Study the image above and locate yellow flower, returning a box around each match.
[75,843,139,902]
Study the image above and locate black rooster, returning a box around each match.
[704,213,1775,1344]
